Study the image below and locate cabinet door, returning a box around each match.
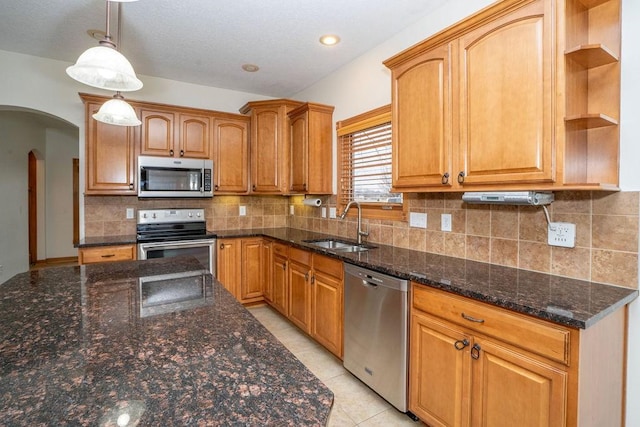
[85,103,137,195]
[289,112,308,193]
[470,337,567,427]
[240,238,264,302]
[457,0,553,185]
[216,239,241,298]
[288,258,311,333]
[140,109,176,157]
[410,311,472,427]
[392,43,453,189]
[251,108,282,193]
[178,113,211,159]
[261,240,272,301]
[213,118,249,193]
[311,254,343,358]
[271,252,289,316]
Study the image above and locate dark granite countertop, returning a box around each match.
[76,234,138,248]
[0,257,333,426]
[213,227,639,329]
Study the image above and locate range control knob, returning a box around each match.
[196,212,201,217]
[188,212,193,217]
[142,213,147,219]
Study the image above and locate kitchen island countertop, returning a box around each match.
[0,257,333,426]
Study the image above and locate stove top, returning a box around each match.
[136,209,208,243]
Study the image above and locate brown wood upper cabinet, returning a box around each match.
[384,0,621,192]
[81,93,250,195]
[288,103,335,195]
[240,99,334,195]
[82,97,137,195]
[140,108,211,159]
[212,116,250,193]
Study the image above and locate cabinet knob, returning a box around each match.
[129,183,134,190]
[471,343,481,360]
[170,149,174,156]
[454,339,469,350]
[304,272,309,281]
[252,185,256,191]
[220,243,225,250]
[441,173,450,185]
[303,183,307,190]
[180,150,184,157]
[311,274,315,285]
[215,185,219,191]
[282,262,286,271]
[457,171,466,184]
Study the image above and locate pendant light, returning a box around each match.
[66,0,143,92]
[92,2,141,126]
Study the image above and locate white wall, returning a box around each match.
[0,113,46,282]
[294,0,640,423]
[45,127,79,259]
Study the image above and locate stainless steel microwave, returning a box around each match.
[138,155,213,198]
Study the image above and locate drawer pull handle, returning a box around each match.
[454,339,469,350]
[461,313,485,324]
[101,254,115,258]
[220,243,225,249]
[282,262,286,271]
[471,343,481,360]
[441,172,449,185]
[457,171,466,184]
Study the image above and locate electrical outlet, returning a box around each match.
[239,205,247,216]
[329,207,337,219]
[548,222,576,248]
[409,212,427,229]
[321,207,327,218]
[126,208,134,219]
[290,205,295,215]
[441,213,452,232]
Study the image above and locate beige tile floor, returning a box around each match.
[248,305,424,427]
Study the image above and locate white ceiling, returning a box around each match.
[0,0,449,98]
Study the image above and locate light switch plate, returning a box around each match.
[290,205,295,215]
[126,208,134,219]
[321,207,327,218]
[409,212,427,229]
[441,213,452,232]
[329,207,337,219]
[239,205,247,216]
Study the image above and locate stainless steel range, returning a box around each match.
[136,208,216,275]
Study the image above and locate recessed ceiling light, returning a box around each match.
[242,64,260,72]
[87,29,106,41]
[319,35,340,46]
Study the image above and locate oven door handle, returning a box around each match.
[139,239,216,250]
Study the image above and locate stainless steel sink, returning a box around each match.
[303,239,375,252]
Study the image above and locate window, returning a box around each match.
[337,105,405,220]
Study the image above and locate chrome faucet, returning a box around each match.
[339,201,369,245]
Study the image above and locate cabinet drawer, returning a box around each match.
[79,245,137,265]
[289,247,312,265]
[413,283,571,365]
[313,254,343,280]
[272,242,289,257]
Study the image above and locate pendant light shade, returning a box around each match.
[93,93,141,126]
[66,0,143,92]
[66,45,142,91]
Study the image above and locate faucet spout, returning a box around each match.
[338,201,369,245]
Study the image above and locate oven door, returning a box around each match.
[138,239,216,276]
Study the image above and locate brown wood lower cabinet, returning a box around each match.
[78,244,137,265]
[270,242,289,316]
[410,283,627,427]
[310,254,343,358]
[217,237,268,304]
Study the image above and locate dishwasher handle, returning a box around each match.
[361,279,379,288]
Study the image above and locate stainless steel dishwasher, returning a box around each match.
[343,263,409,413]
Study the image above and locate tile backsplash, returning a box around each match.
[289,191,639,289]
[84,191,639,288]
